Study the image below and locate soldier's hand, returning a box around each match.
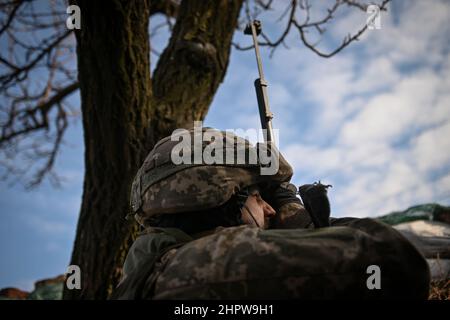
[262,182,317,229]
[298,182,332,228]
[262,182,302,212]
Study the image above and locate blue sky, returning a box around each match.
[1,0,450,291]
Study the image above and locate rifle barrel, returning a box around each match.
[246,20,275,144]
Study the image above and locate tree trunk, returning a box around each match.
[64,0,153,300]
[65,0,243,299]
[152,0,244,137]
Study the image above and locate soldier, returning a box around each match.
[111,128,430,300]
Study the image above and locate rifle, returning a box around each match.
[244,20,275,145]
[244,21,332,227]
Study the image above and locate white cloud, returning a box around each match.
[339,69,441,145]
[412,121,450,173]
[276,0,450,218]
[374,0,450,65]
[283,144,343,180]
[434,173,450,202]
[269,82,292,108]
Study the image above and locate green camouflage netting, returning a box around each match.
[377,203,450,226]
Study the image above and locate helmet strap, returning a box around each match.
[242,204,261,228]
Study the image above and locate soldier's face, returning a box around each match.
[241,190,276,229]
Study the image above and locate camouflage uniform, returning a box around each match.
[111,128,430,299]
[113,219,429,299]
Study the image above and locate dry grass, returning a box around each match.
[429,279,450,300]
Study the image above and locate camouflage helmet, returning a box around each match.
[130,127,293,225]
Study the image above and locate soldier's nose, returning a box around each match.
[263,201,276,216]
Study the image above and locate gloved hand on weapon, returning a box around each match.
[262,182,311,229]
[262,181,332,229]
[298,181,332,228]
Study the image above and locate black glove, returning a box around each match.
[262,182,317,229]
[298,181,332,228]
[262,182,302,211]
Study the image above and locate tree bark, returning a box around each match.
[65,0,243,299]
[64,0,153,300]
[152,0,243,137]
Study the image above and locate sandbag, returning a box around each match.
[152,218,430,299]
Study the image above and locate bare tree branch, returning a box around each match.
[0,0,23,36]
[26,101,69,188]
[234,0,391,58]
[0,30,73,88]
[150,0,180,18]
[293,0,390,58]
[0,0,78,186]
[1,81,78,144]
